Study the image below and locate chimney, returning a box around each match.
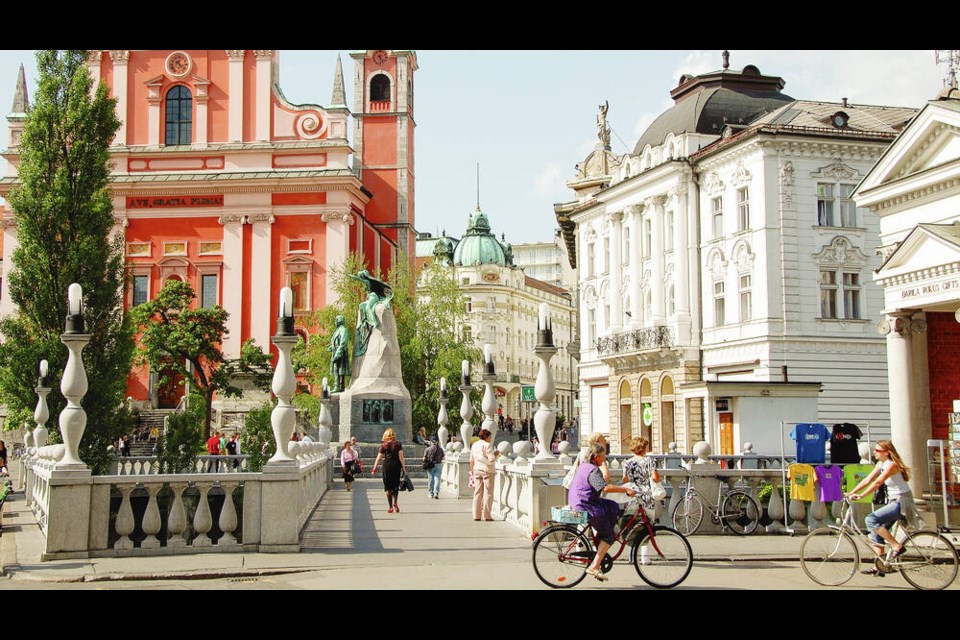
[781,365,789,382]
[842,97,848,108]
[722,50,730,70]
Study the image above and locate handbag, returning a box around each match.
[562,455,581,491]
[650,477,667,502]
[401,470,415,492]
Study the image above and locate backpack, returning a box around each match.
[423,444,437,470]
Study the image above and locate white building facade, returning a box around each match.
[559,58,915,455]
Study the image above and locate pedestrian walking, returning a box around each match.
[470,428,499,521]
[340,440,360,491]
[371,428,406,513]
[423,434,445,499]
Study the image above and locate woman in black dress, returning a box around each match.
[371,428,406,513]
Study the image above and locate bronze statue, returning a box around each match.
[329,314,350,392]
[349,269,393,357]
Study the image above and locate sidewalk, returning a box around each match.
[1,477,809,584]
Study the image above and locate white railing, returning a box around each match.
[112,455,252,476]
[25,444,334,559]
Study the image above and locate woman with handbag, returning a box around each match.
[470,429,499,521]
[340,440,360,492]
[621,437,662,518]
[371,428,406,513]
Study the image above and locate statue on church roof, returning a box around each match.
[597,100,611,149]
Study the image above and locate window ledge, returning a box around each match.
[812,225,867,232]
[815,317,870,323]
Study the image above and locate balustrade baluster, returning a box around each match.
[114,484,136,550]
[167,482,188,548]
[192,483,214,547]
[218,482,239,546]
[141,485,162,549]
[809,498,827,530]
[767,478,785,533]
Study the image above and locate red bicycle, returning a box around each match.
[532,503,693,588]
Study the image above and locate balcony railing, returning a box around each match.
[595,326,673,356]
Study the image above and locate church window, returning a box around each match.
[165,85,192,146]
[371,75,391,103]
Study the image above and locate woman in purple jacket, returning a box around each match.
[568,442,636,581]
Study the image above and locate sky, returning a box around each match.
[0,50,949,244]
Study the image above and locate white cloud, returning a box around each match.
[674,51,718,81]
[531,162,566,199]
[633,111,659,138]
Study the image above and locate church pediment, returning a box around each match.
[858,102,960,194]
[877,223,960,278]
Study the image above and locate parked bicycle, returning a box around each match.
[671,467,760,536]
[799,497,958,590]
[532,501,693,589]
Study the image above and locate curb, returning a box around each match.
[3,566,312,584]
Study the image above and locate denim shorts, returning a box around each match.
[864,500,902,544]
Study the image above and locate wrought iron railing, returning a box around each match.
[595,326,673,355]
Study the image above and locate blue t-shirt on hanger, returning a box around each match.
[790,423,829,464]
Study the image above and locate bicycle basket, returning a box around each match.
[551,506,589,525]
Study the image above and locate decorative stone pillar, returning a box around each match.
[218,214,246,359]
[58,332,91,471]
[267,330,298,467]
[318,386,334,451]
[249,214,275,350]
[481,344,498,438]
[253,50,274,142]
[766,477,785,534]
[459,366,474,462]
[608,212,623,332]
[321,210,354,307]
[34,370,50,451]
[437,379,450,448]
[810,497,828,530]
[225,50,246,142]
[533,306,560,466]
[109,51,129,145]
[789,498,808,534]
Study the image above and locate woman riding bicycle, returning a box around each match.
[845,439,918,574]
[568,442,636,581]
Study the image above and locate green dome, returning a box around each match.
[453,206,507,267]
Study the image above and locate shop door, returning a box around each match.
[620,405,633,454]
[660,402,675,453]
[719,412,734,455]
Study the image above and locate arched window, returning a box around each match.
[371,75,391,103]
[165,86,192,145]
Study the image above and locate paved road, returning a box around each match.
[2,473,957,590]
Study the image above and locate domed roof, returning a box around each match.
[453,206,508,267]
[634,64,793,153]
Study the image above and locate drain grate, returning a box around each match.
[228,577,259,583]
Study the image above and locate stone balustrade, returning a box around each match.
[25,447,334,559]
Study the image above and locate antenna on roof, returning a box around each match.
[935,50,960,90]
[476,162,481,210]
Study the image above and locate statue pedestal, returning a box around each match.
[338,303,412,442]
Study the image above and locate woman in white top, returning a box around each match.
[470,429,500,521]
[845,439,914,572]
[340,440,359,492]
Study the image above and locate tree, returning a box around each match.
[402,260,481,432]
[0,50,135,474]
[130,280,272,438]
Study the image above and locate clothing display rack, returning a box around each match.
[778,420,872,535]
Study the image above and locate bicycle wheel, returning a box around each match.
[799,527,859,586]
[632,525,694,588]
[721,491,761,536]
[897,531,959,590]
[532,525,593,588]
[672,492,704,536]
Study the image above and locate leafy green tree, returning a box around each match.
[154,393,206,473]
[240,400,275,472]
[130,280,272,439]
[0,50,135,474]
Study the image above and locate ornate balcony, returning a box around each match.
[595,326,674,356]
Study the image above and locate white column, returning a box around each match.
[322,210,353,307]
[885,313,923,496]
[253,50,273,142]
[219,215,246,359]
[109,51,130,146]
[649,196,666,323]
[249,214,274,351]
[609,212,623,333]
[87,52,102,96]
[687,180,701,338]
[674,183,690,314]
[628,205,642,328]
[226,50,246,142]
[195,81,209,147]
[146,80,162,146]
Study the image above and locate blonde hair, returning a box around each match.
[876,440,911,482]
[588,433,607,447]
[629,437,650,456]
[382,428,396,442]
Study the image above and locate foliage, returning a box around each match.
[240,400,275,472]
[154,393,205,473]
[403,260,482,433]
[130,280,272,438]
[0,50,135,475]
[293,391,319,434]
